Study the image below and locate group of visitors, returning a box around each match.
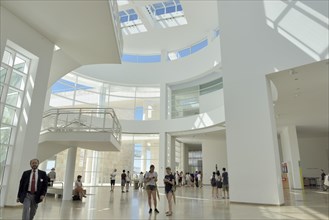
[16,157,230,220]
[210,168,229,199]
[169,171,203,188]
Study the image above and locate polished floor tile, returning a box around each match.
[1,186,328,219]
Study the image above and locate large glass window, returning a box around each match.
[171,86,199,118]
[0,47,32,196]
[50,73,160,120]
[188,150,202,173]
[171,77,223,118]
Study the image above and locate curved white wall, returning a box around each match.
[75,37,221,86]
[120,104,225,134]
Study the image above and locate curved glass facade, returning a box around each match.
[50,73,160,120]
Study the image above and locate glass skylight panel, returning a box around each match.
[138,55,161,63]
[178,48,191,58]
[119,8,147,35]
[168,38,208,61]
[122,54,138,63]
[122,54,161,63]
[191,39,208,54]
[146,0,187,28]
[119,9,138,23]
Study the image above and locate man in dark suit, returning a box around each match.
[17,158,48,220]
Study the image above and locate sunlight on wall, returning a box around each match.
[193,113,214,129]
[264,1,329,60]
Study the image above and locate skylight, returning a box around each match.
[122,54,161,63]
[119,8,147,35]
[146,0,187,28]
[168,38,208,61]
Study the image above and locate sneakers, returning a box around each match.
[149,208,159,214]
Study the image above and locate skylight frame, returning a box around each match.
[146,0,187,28]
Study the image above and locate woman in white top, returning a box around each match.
[144,165,159,214]
[139,172,144,189]
[74,175,86,200]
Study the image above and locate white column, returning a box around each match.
[218,1,286,205]
[160,82,168,120]
[90,151,98,186]
[158,132,167,187]
[63,147,77,200]
[169,135,176,170]
[280,125,302,189]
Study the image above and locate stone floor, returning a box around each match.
[1,186,328,219]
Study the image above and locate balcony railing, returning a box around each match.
[41,108,121,143]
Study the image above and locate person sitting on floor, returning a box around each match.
[74,175,86,200]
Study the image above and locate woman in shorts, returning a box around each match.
[144,165,159,214]
[163,167,175,216]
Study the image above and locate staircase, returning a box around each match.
[38,108,121,161]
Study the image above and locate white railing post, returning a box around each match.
[54,109,59,130]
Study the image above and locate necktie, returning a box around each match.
[31,171,36,193]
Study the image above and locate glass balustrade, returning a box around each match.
[41,108,121,143]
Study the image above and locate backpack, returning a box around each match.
[216,179,222,188]
[211,176,216,187]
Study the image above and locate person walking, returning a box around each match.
[210,172,217,198]
[139,172,144,189]
[144,165,159,214]
[321,169,328,191]
[47,168,56,187]
[216,171,223,199]
[121,170,126,193]
[110,169,117,192]
[126,171,131,192]
[222,168,229,199]
[17,158,48,220]
[163,167,175,216]
[197,171,202,188]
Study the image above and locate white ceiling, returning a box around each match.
[269,59,329,137]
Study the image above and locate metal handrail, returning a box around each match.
[41,108,121,143]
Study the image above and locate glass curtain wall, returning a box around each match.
[0,47,32,189]
[52,134,159,185]
[50,73,160,120]
[188,150,202,173]
[171,77,223,118]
